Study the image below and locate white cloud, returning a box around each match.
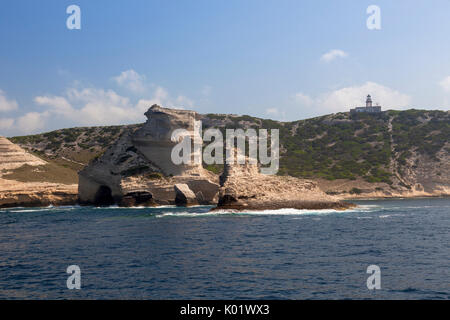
[34,95,72,116]
[320,49,348,63]
[175,95,193,108]
[135,86,192,112]
[0,90,19,112]
[294,92,314,106]
[438,76,450,92]
[0,118,14,131]
[38,88,138,126]
[113,69,147,93]
[153,86,169,102]
[33,83,195,128]
[265,108,287,119]
[1,71,195,135]
[293,82,411,114]
[67,87,130,106]
[16,112,49,133]
[265,108,279,116]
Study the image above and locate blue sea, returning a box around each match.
[0,198,448,299]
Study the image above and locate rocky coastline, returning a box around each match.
[2,106,448,210]
[0,136,77,208]
[0,181,78,208]
[0,106,353,211]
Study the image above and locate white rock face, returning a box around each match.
[0,137,46,170]
[132,105,203,176]
[0,177,77,208]
[0,137,77,208]
[78,105,219,206]
[216,150,352,210]
[174,183,198,206]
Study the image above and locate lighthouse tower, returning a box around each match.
[366,95,373,108]
[350,95,381,113]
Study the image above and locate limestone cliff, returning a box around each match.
[78,105,219,206]
[0,178,77,208]
[13,109,449,200]
[0,136,46,170]
[0,137,77,208]
[214,150,353,211]
[8,108,447,207]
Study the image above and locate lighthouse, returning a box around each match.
[366,95,373,108]
[350,95,381,113]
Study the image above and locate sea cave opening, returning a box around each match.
[94,185,115,206]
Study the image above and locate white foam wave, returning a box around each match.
[1,205,80,213]
[379,213,407,218]
[155,205,376,217]
[9,208,54,213]
[156,211,229,218]
[232,205,378,215]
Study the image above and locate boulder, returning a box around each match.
[174,183,198,206]
[119,191,156,207]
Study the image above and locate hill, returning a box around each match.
[8,109,449,198]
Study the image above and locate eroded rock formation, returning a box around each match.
[0,137,77,208]
[0,178,77,208]
[214,150,354,211]
[174,183,198,206]
[78,105,219,206]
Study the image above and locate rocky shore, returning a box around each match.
[4,107,448,209]
[0,178,77,208]
[212,148,353,211]
[6,106,448,210]
[0,106,354,211]
[75,105,353,211]
[212,200,355,211]
[0,137,77,208]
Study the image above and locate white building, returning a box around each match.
[350,95,382,113]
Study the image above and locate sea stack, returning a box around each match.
[78,105,219,206]
[214,149,354,211]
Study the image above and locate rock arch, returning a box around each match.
[94,185,115,206]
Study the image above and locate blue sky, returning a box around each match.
[1,0,450,136]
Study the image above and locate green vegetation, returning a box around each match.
[349,187,363,194]
[278,113,392,182]
[200,109,447,184]
[143,172,164,180]
[9,124,140,166]
[8,109,448,184]
[391,110,449,160]
[2,163,78,184]
[204,164,223,174]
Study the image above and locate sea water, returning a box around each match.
[0,198,448,299]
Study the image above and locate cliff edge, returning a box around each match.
[78,105,219,206]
